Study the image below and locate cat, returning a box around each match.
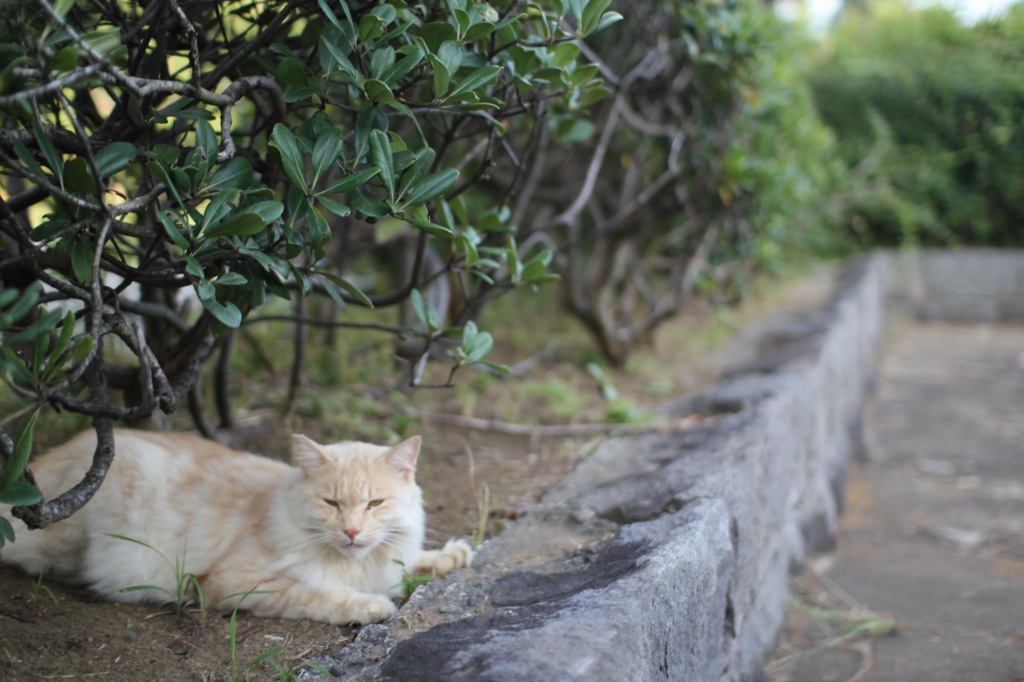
[0,429,472,624]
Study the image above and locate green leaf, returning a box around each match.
[196,281,243,328]
[81,27,121,56]
[158,211,190,249]
[464,330,493,364]
[0,347,34,385]
[369,3,396,24]
[31,217,69,243]
[0,288,20,310]
[94,142,137,178]
[354,108,388,163]
[277,57,310,87]
[578,85,612,108]
[311,130,343,189]
[369,129,396,200]
[428,56,450,99]
[62,336,95,374]
[464,21,495,42]
[41,311,76,381]
[71,239,94,284]
[397,148,436,201]
[269,124,309,193]
[319,34,361,81]
[593,11,623,33]
[444,65,502,101]
[382,46,424,86]
[418,22,458,52]
[32,122,63,186]
[552,43,581,68]
[571,64,600,87]
[46,45,79,73]
[205,157,255,194]
[406,217,454,239]
[0,516,14,545]
[63,157,97,193]
[359,12,386,42]
[566,0,587,21]
[206,213,267,238]
[2,282,41,324]
[315,271,372,310]
[196,119,217,164]
[480,361,511,374]
[0,481,43,506]
[580,0,613,34]
[370,46,395,80]
[215,272,247,287]
[317,195,350,217]
[461,320,479,349]
[50,0,75,22]
[410,289,429,330]
[404,168,459,206]
[364,78,395,104]
[351,187,390,219]
[318,167,380,195]
[0,408,40,489]
[199,187,240,232]
[150,144,180,166]
[240,201,285,224]
[305,203,330,247]
[182,255,203,278]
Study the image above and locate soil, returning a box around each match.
[0,268,834,681]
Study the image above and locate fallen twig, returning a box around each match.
[409,411,705,437]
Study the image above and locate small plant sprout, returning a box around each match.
[390,560,434,599]
[108,535,206,619]
[29,572,58,607]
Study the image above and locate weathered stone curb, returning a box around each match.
[316,256,889,681]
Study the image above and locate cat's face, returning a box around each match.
[291,435,423,557]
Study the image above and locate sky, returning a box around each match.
[778,0,1019,29]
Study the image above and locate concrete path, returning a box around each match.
[771,320,1024,682]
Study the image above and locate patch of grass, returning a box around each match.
[520,379,590,422]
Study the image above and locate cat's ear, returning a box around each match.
[292,434,329,472]
[386,436,421,480]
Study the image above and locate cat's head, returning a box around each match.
[290,435,424,557]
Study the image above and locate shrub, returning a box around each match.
[0,0,616,532]
[810,0,1024,246]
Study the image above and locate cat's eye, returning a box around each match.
[367,499,384,509]
[322,498,340,509]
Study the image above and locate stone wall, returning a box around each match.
[886,248,1024,322]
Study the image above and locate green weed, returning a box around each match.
[29,572,59,607]
[390,560,434,599]
[108,535,206,619]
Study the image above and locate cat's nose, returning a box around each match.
[343,528,361,541]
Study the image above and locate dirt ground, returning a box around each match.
[0,269,833,681]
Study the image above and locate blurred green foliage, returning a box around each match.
[810,0,1024,246]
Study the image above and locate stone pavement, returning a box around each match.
[770,320,1024,682]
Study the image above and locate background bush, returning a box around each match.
[810,0,1024,247]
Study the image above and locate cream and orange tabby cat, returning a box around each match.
[0,429,472,624]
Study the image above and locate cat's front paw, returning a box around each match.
[433,539,474,576]
[348,592,397,624]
